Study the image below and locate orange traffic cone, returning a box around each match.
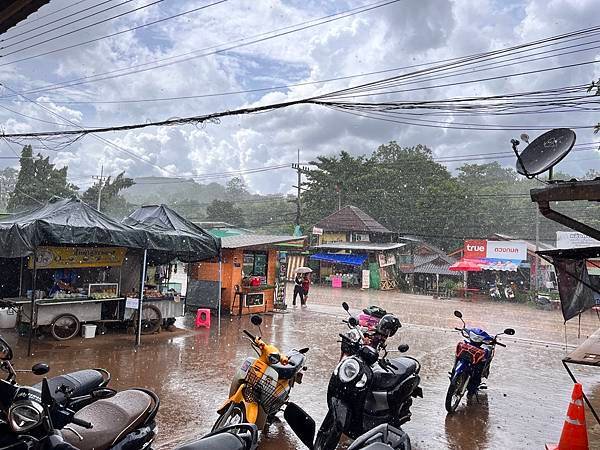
[546,383,589,450]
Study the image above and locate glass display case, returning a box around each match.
[159,282,182,295]
[88,283,119,299]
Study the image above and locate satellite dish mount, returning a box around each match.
[514,128,576,181]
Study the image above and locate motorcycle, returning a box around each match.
[284,402,411,450]
[176,424,259,450]
[445,310,515,413]
[312,302,421,450]
[340,305,388,360]
[0,334,159,450]
[213,315,308,433]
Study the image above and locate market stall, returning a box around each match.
[0,198,220,353]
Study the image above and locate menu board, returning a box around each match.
[275,253,287,306]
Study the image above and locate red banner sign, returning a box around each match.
[464,240,487,259]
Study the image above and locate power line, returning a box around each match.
[0,0,228,63]
[1,0,402,97]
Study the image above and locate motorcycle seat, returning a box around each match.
[271,351,305,380]
[62,389,154,450]
[33,369,105,404]
[372,357,418,390]
[176,433,245,450]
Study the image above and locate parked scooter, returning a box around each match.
[308,302,421,450]
[176,424,259,450]
[445,310,515,413]
[284,401,411,449]
[0,334,159,449]
[213,315,308,433]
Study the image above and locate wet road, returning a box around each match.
[3,285,600,449]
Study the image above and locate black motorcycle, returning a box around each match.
[0,334,159,450]
[294,302,421,450]
[284,402,411,450]
[176,424,258,450]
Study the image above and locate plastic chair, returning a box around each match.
[195,309,211,328]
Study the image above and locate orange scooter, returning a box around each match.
[212,316,309,432]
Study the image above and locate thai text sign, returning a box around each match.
[29,246,127,269]
[556,231,600,249]
[464,240,527,261]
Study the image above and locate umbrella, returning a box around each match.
[449,258,483,272]
[295,267,313,274]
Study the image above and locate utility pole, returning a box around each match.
[535,206,540,291]
[91,165,108,211]
[291,149,310,228]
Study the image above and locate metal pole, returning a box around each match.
[96,165,104,211]
[217,251,222,336]
[135,249,148,346]
[296,149,301,226]
[18,257,23,297]
[27,250,37,357]
[535,207,540,291]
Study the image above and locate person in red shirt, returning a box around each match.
[301,274,311,306]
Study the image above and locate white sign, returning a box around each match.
[125,297,140,309]
[312,227,323,235]
[361,270,370,289]
[485,241,527,260]
[556,231,600,249]
[378,253,396,267]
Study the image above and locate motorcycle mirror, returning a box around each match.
[250,315,262,326]
[284,402,315,449]
[298,347,309,354]
[91,387,117,400]
[349,317,359,327]
[31,363,50,376]
[453,310,463,319]
[41,378,53,407]
[398,344,409,353]
[503,328,516,336]
[342,302,350,312]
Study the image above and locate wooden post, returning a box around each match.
[27,250,37,357]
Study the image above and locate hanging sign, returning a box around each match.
[556,231,600,249]
[312,227,323,235]
[29,246,127,269]
[378,253,396,267]
[463,240,526,261]
[125,297,140,309]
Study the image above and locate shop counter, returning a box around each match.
[18,297,124,325]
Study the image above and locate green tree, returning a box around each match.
[8,145,78,212]
[206,199,246,227]
[225,177,249,200]
[81,172,135,218]
[0,167,18,212]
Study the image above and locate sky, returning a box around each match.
[0,0,599,194]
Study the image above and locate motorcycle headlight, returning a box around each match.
[469,332,485,343]
[268,353,281,365]
[338,358,361,383]
[9,400,43,432]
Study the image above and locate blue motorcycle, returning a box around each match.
[445,310,515,413]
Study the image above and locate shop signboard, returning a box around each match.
[556,231,600,249]
[378,253,396,267]
[312,227,323,235]
[29,246,127,269]
[362,270,370,289]
[275,252,287,306]
[463,240,526,261]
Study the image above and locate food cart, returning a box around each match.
[0,198,220,353]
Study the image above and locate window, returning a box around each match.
[243,252,269,279]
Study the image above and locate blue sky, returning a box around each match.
[0,0,599,193]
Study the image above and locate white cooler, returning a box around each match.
[0,308,17,328]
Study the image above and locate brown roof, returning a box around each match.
[315,206,392,234]
[0,0,51,35]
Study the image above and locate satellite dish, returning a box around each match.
[520,133,530,144]
[515,128,576,177]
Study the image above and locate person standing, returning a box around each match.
[301,273,311,306]
[293,273,304,306]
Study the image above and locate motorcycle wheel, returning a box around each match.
[314,410,342,450]
[211,402,246,433]
[445,372,469,414]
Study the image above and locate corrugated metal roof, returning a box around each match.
[0,0,51,35]
[414,263,461,276]
[315,206,392,233]
[221,234,305,249]
[313,242,406,251]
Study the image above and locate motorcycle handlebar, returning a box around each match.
[495,341,506,347]
[454,327,463,332]
[242,330,256,341]
[70,417,93,429]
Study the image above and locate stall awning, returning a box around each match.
[310,253,368,266]
[449,258,521,272]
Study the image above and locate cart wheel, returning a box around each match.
[51,314,80,341]
[133,305,162,335]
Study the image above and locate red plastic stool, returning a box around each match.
[195,308,211,329]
